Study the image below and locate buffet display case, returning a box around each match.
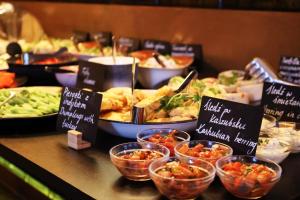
[0,1,299,199]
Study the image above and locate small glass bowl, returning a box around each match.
[265,122,300,153]
[109,142,169,181]
[175,140,233,165]
[216,155,282,199]
[149,156,216,200]
[256,136,291,163]
[137,128,190,156]
[260,114,277,132]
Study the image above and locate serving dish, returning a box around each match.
[98,119,197,139]
[0,86,61,120]
[216,155,281,199]
[149,156,216,199]
[109,142,169,181]
[131,50,193,88]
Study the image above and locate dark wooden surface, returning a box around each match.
[0,130,300,200]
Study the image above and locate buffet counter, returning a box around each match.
[1,130,300,200]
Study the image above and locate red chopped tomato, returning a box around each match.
[146,130,178,156]
[221,162,277,198]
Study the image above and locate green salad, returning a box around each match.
[0,88,61,118]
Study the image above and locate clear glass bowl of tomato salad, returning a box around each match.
[149,156,216,200]
[175,140,233,165]
[109,142,169,181]
[137,128,190,156]
[216,155,282,199]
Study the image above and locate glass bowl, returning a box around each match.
[149,156,215,200]
[260,114,277,132]
[137,128,190,156]
[216,155,282,199]
[175,140,233,165]
[109,142,169,181]
[256,136,291,163]
[264,122,300,153]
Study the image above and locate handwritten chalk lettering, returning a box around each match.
[265,84,286,96]
[280,65,300,71]
[63,87,82,99]
[59,107,84,125]
[62,119,77,130]
[83,114,95,124]
[273,96,300,107]
[196,123,231,142]
[81,67,96,86]
[282,57,300,65]
[209,114,246,130]
[203,98,223,112]
[63,98,87,111]
[144,41,154,49]
[264,105,284,119]
[234,132,257,155]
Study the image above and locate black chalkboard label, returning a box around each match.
[118,37,140,53]
[142,39,171,55]
[76,60,133,91]
[91,32,112,47]
[171,43,202,59]
[261,82,300,122]
[72,30,90,43]
[56,87,102,143]
[279,56,300,85]
[194,96,263,155]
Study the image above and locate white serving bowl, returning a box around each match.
[98,119,197,139]
[55,65,78,87]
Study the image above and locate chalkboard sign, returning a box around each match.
[261,82,300,122]
[279,56,300,85]
[171,43,202,60]
[91,31,112,47]
[72,30,90,43]
[194,96,263,155]
[76,60,133,91]
[56,87,102,143]
[118,37,140,54]
[142,39,171,55]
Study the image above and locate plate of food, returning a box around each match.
[0,86,61,119]
[98,68,266,138]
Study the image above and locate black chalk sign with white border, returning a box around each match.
[279,56,300,85]
[194,96,263,155]
[56,87,102,144]
[261,81,300,122]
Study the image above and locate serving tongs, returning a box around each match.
[0,91,16,109]
[132,70,198,124]
[21,47,68,65]
[243,57,298,86]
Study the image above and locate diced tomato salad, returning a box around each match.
[221,161,277,198]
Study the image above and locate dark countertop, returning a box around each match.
[1,130,300,200]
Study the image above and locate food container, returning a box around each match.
[87,56,139,91]
[109,142,169,181]
[260,114,277,132]
[216,155,282,199]
[267,122,300,153]
[54,65,78,87]
[131,50,193,88]
[149,156,215,200]
[256,136,291,164]
[175,140,233,165]
[137,128,190,156]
